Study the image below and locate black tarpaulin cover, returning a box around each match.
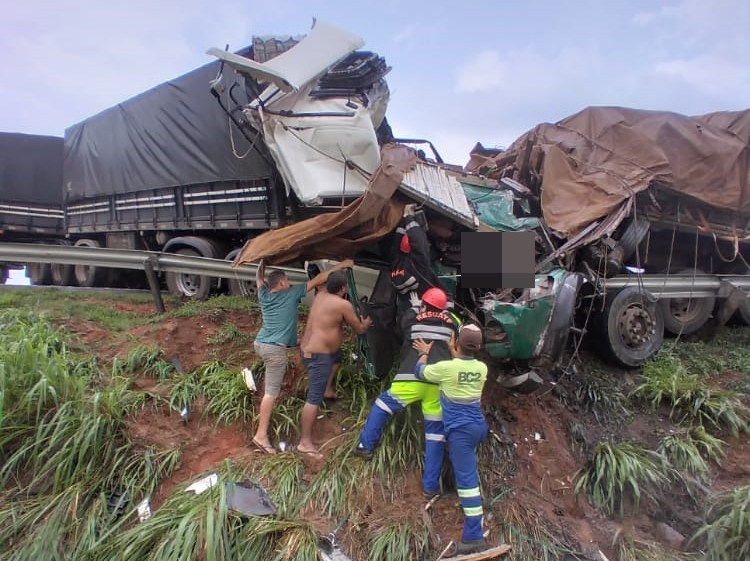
[0,132,63,205]
[63,49,273,201]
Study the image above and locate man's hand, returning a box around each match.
[412,338,433,356]
[448,332,460,358]
[338,258,354,269]
[361,316,373,330]
[408,291,421,308]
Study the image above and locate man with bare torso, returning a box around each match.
[298,270,372,457]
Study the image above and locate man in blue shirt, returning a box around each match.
[251,258,353,455]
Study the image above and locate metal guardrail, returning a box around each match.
[3,243,749,302]
[0,243,309,284]
[600,274,750,299]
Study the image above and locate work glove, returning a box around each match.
[408,291,421,308]
[403,203,417,217]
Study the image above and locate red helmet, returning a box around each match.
[422,287,448,310]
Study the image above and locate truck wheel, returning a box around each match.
[594,286,664,367]
[50,263,75,287]
[659,269,715,335]
[165,248,214,299]
[28,262,52,285]
[74,239,110,287]
[227,276,258,299]
[225,250,258,299]
[1,267,8,285]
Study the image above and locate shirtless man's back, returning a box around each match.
[297,270,372,457]
[301,291,361,354]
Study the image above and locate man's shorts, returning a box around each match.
[254,341,288,397]
[301,351,337,406]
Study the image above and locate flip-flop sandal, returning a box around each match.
[251,438,277,456]
[295,446,324,460]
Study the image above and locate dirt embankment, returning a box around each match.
[65,299,750,559]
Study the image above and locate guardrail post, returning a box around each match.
[144,257,165,314]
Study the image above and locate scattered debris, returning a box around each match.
[226,481,277,517]
[242,367,256,392]
[185,473,218,494]
[136,497,152,522]
[319,515,352,561]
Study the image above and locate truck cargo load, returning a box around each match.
[63,48,272,202]
[0,132,64,235]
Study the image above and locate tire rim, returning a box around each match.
[617,304,656,348]
[666,298,703,323]
[177,273,202,296]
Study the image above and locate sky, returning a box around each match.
[1,0,748,167]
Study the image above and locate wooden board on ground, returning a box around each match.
[445,544,511,561]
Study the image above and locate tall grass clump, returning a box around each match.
[633,349,750,435]
[489,491,577,561]
[120,344,173,379]
[657,427,725,480]
[692,484,750,561]
[198,361,256,425]
[0,309,182,560]
[0,310,89,443]
[86,462,320,561]
[363,510,432,561]
[574,441,672,517]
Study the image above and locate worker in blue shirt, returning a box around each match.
[413,323,489,557]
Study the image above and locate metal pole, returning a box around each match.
[144,257,165,313]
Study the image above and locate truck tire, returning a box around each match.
[225,249,258,299]
[594,286,664,367]
[74,239,110,287]
[1,266,8,285]
[659,269,715,335]
[165,248,214,299]
[49,241,76,287]
[28,262,52,285]
[50,263,75,287]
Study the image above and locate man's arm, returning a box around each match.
[305,259,355,293]
[256,259,266,290]
[341,299,373,335]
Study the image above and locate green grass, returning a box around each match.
[0,289,153,331]
[658,427,725,480]
[165,294,258,318]
[574,441,673,517]
[207,321,253,346]
[633,349,750,436]
[692,484,750,560]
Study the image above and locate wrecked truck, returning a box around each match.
[211,22,750,383]
[204,21,582,383]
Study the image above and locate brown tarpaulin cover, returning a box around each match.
[467,106,750,237]
[232,143,418,266]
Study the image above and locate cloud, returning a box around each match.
[454,47,603,100]
[391,24,417,44]
[0,0,277,135]
[652,55,749,100]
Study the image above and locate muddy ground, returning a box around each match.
[65,297,750,560]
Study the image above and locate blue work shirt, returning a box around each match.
[255,283,307,347]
